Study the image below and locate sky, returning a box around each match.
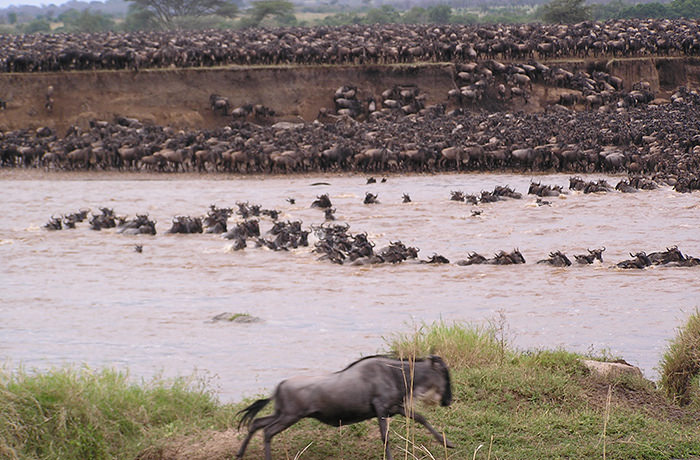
[0,0,97,8]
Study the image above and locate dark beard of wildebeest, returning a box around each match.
[235,355,453,460]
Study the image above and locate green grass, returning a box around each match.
[0,367,234,460]
[2,320,700,460]
[660,310,700,406]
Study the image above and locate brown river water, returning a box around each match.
[2,170,699,402]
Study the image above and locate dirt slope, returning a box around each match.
[1,57,699,133]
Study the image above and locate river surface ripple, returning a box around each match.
[1,171,699,402]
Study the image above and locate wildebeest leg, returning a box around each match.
[262,414,301,460]
[236,414,276,459]
[398,407,454,448]
[377,416,393,460]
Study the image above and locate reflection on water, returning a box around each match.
[1,171,699,401]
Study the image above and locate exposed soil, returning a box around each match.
[2,57,700,134]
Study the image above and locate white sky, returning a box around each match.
[1,0,85,8]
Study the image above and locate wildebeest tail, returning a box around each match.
[237,397,271,430]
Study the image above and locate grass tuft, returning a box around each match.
[0,366,233,460]
[387,320,508,369]
[659,310,700,406]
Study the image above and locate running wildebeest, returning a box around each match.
[235,354,454,460]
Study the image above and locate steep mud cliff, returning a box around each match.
[1,57,699,132]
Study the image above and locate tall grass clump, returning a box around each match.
[387,319,508,368]
[660,310,700,406]
[0,366,231,460]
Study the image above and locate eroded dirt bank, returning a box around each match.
[1,57,700,133]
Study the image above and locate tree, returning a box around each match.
[671,0,700,18]
[245,0,294,27]
[364,5,400,24]
[127,0,239,29]
[402,7,428,24]
[123,4,158,31]
[21,18,51,34]
[540,0,591,23]
[427,4,452,24]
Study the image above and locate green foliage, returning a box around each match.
[480,6,538,23]
[427,4,452,23]
[450,11,479,24]
[670,0,700,17]
[8,11,17,24]
[127,0,238,29]
[318,11,363,26]
[313,5,534,26]
[388,320,509,368]
[20,18,50,34]
[364,5,400,24]
[590,0,700,19]
[57,9,117,33]
[540,0,592,22]
[660,310,700,405]
[123,4,158,31]
[401,6,429,24]
[0,367,232,460]
[244,0,295,27]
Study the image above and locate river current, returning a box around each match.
[1,171,699,402]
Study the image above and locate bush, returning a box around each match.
[0,367,229,460]
[660,310,700,405]
[387,320,508,369]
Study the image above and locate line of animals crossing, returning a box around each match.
[41,178,699,270]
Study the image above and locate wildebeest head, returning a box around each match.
[413,355,452,407]
[589,247,605,262]
[508,249,526,264]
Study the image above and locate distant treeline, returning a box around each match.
[591,0,700,20]
[0,0,698,33]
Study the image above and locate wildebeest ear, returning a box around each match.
[429,355,442,367]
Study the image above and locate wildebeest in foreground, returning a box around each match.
[236,354,453,460]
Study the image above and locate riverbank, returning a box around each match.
[1,57,699,133]
[2,322,699,460]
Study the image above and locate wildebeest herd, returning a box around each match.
[2,19,700,72]
[1,20,700,192]
[1,91,700,193]
[41,181,700,269]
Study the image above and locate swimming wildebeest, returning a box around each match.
[236,354,453,460]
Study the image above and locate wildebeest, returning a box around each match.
[235,354,453,460]
[537,251,572,267]
[646,246,684,265]
[456,249,525,265]
[311,193,332,209]
[574,247,605,264]
[364,192,379,204]
[616,251,652,269]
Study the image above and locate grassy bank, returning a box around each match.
[0,368,235,460]
[2,319,700,460]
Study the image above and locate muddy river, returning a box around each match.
[2,171,699,402]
